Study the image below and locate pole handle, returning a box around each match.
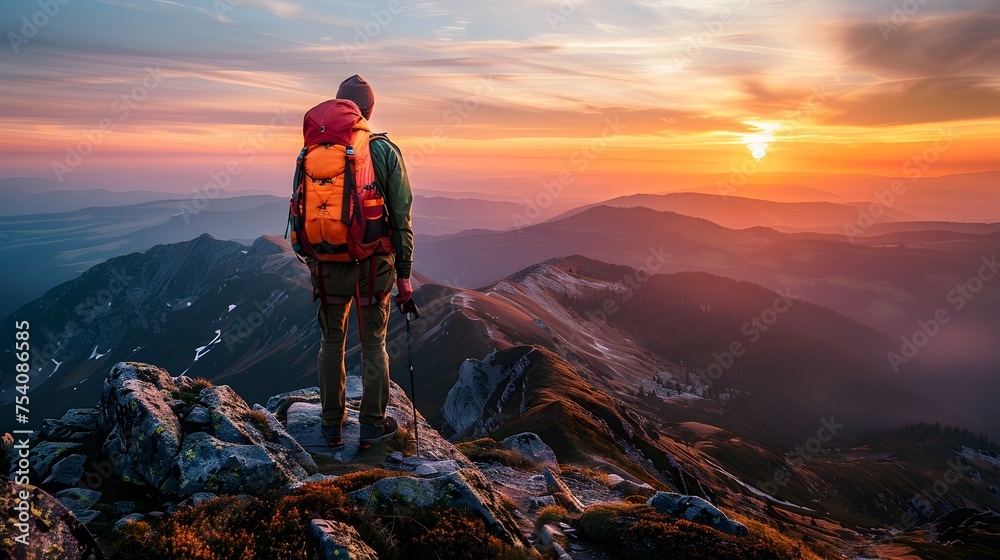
[396,298,420,319]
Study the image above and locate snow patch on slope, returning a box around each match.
[194,330,223,361]
[450,292,474,309]
[962,447,1000,468]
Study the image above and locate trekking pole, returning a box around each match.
[398,299,421,454]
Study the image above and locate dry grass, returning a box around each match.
[577,501,830,560]
[456,438,534,470]
[561,464,612,486]
[393,425,417,456]
[534,505,570,531]
[244,410,275,440]
[190,377,214,390]
[333,468,405,494]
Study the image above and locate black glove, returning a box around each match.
[396,298,420,319]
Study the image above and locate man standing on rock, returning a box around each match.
[304,75,414,448]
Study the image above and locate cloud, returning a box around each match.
[431,17,471,42]
[823,7,1000,126]
[386,103,747,140]
[823,77,1000,126]
[153,0,233,24]
[843,9,1000,78]
[738,79,824,114]
[242,0,303,19]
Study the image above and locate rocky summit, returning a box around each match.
[4,360,994,560]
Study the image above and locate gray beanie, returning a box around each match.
[336,74,375,120]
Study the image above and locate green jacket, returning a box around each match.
[370,134,414,279]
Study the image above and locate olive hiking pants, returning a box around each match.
[313,254,395,428]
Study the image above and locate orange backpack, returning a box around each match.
[287,99,392,264]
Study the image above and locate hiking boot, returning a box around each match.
[321,422,343,448]
[359,417,398,448]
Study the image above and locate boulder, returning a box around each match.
[352,469,531,548]
[283,381,474,469]
[55,488,102,511]
[413,460,461,478]
[385,383,475,467]
[538,523,564,546]
[183,386,316,473]
[189,492,217,506]
[199,385,256,444]
[113,501,135,514]
[185,405,210,425]
[173,432,307,496]
[646,492,748,536]
[311,519,379,560]
[98,362,315,495]
[30,441,83,479]
[611,476,656,498]
[99,362,177,431]
[173,375,194,392]
[100,363,183,488]
[252,404,317,471]
[114,513,146,528]
[284,402,364,463]
[1,479,103,559]
[529,495,557,510]
[44,453,88,486]
[266,387,321,420]
[502,432,558,467]
[39,408,101,441]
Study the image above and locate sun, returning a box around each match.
[742,122,782,160]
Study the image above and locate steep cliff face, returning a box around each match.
[442,347,535,439]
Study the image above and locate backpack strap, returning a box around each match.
[287,147,309,264]
[342,145,357,224]
[368,132,397,199]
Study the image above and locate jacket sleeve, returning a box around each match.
[371,136,414,278]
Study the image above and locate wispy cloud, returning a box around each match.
[1,0,998,189]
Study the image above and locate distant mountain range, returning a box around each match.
[0,176,277,215]
[555,192,922,231]
[686,171,1000,222]
[0,196,289,319]
[417,204,1000,338]
[0,193,532,319]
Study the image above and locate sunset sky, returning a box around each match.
[2,0,999,198]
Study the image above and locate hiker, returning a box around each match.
[288,75,414,448]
